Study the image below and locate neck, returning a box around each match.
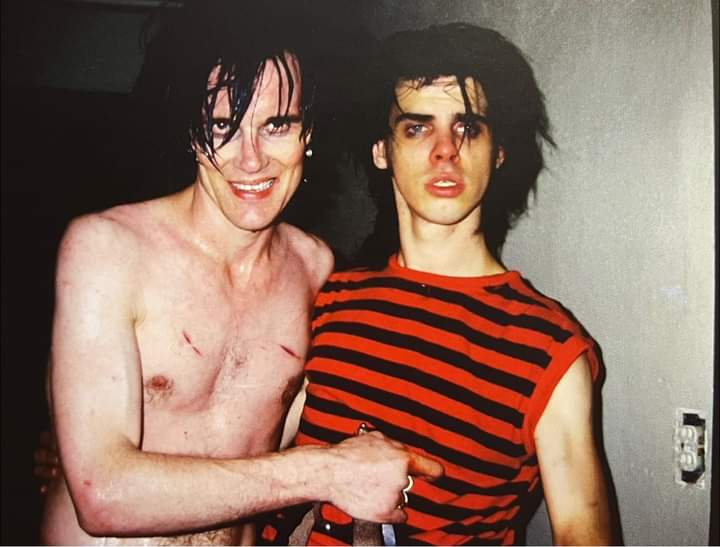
[396,212,505,277]
[175,182,280,274]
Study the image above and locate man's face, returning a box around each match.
[372,76,504,230]
[195,53,308,233]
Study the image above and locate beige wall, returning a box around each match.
[358,1,715,544]
[355,1,715,544]
[503,2,714,544]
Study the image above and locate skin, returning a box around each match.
[372,77,505,276]
[372,76,611,545]
[41,55,441,546]
[37,69,608,546]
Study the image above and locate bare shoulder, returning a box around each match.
[57,198,171,282]
[61,206,136,264]
[536,354,594,438]
[278,223,334,290]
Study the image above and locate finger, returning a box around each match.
[34,448,59,465]
[33,465,57,480]
[408,453,444,480]
[366,430,407,449]
[384,508,408,524]
[365,431,406,450]
[39,430,58,450]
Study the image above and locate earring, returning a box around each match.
[305,148,313,158]
[186,145,198,163]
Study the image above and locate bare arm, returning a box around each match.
[51,216,442,537]
[534,354,612,545]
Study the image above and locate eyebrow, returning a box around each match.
[392,112,435,127]
[392,112,489,127]
[266,114,303,125]
[457,112,489,125]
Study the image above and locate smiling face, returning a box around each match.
[194,53,309,233]
[372,76,504,231]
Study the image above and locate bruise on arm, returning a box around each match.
[534,355,612,545]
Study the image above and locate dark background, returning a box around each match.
[1,2,367,542]
[2,2,198,538]
[1,86,165,544]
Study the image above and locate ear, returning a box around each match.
[372,140,389,170]
[191,140,205,160]
[495,145,505,169]
[192,140,216,170]
[188,131,204,163]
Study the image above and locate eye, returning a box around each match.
[456,121,482,139]
[263,117,295,136]
[266,120,291,135]
[212,118,231,137]
[404,123,428,138]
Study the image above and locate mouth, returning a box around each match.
[426,175,465,197]
[428,175,463,187]
[228,178,277,199]
[230,178,275,193]
[431,179,460,188]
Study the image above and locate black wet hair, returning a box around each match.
[134,1,316,166]
[130,0,368,231]
[353,23,554,269]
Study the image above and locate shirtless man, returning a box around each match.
[40,4,441,545]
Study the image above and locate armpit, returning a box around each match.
[281,373,305,407]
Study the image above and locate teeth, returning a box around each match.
[433,180,457,187]
[232,179,274,192]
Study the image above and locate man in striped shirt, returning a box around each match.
[263,23,612,546]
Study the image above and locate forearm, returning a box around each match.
[545,453,612,545]
[70,442,331,537]
[551,484,611,546]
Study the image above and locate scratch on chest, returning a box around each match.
[280,344,300,359]
[182,330,203,357]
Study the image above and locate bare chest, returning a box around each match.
[134,259,313,454]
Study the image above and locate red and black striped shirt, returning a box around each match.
[265,256,601,545]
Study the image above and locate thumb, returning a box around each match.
[408,453,444,481]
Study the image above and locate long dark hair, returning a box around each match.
[353,23,554,269]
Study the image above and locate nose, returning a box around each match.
[234,130,268,173]
[430,129,459,164]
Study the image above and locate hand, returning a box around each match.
[324,431,443,523]
[34,430,61,494]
